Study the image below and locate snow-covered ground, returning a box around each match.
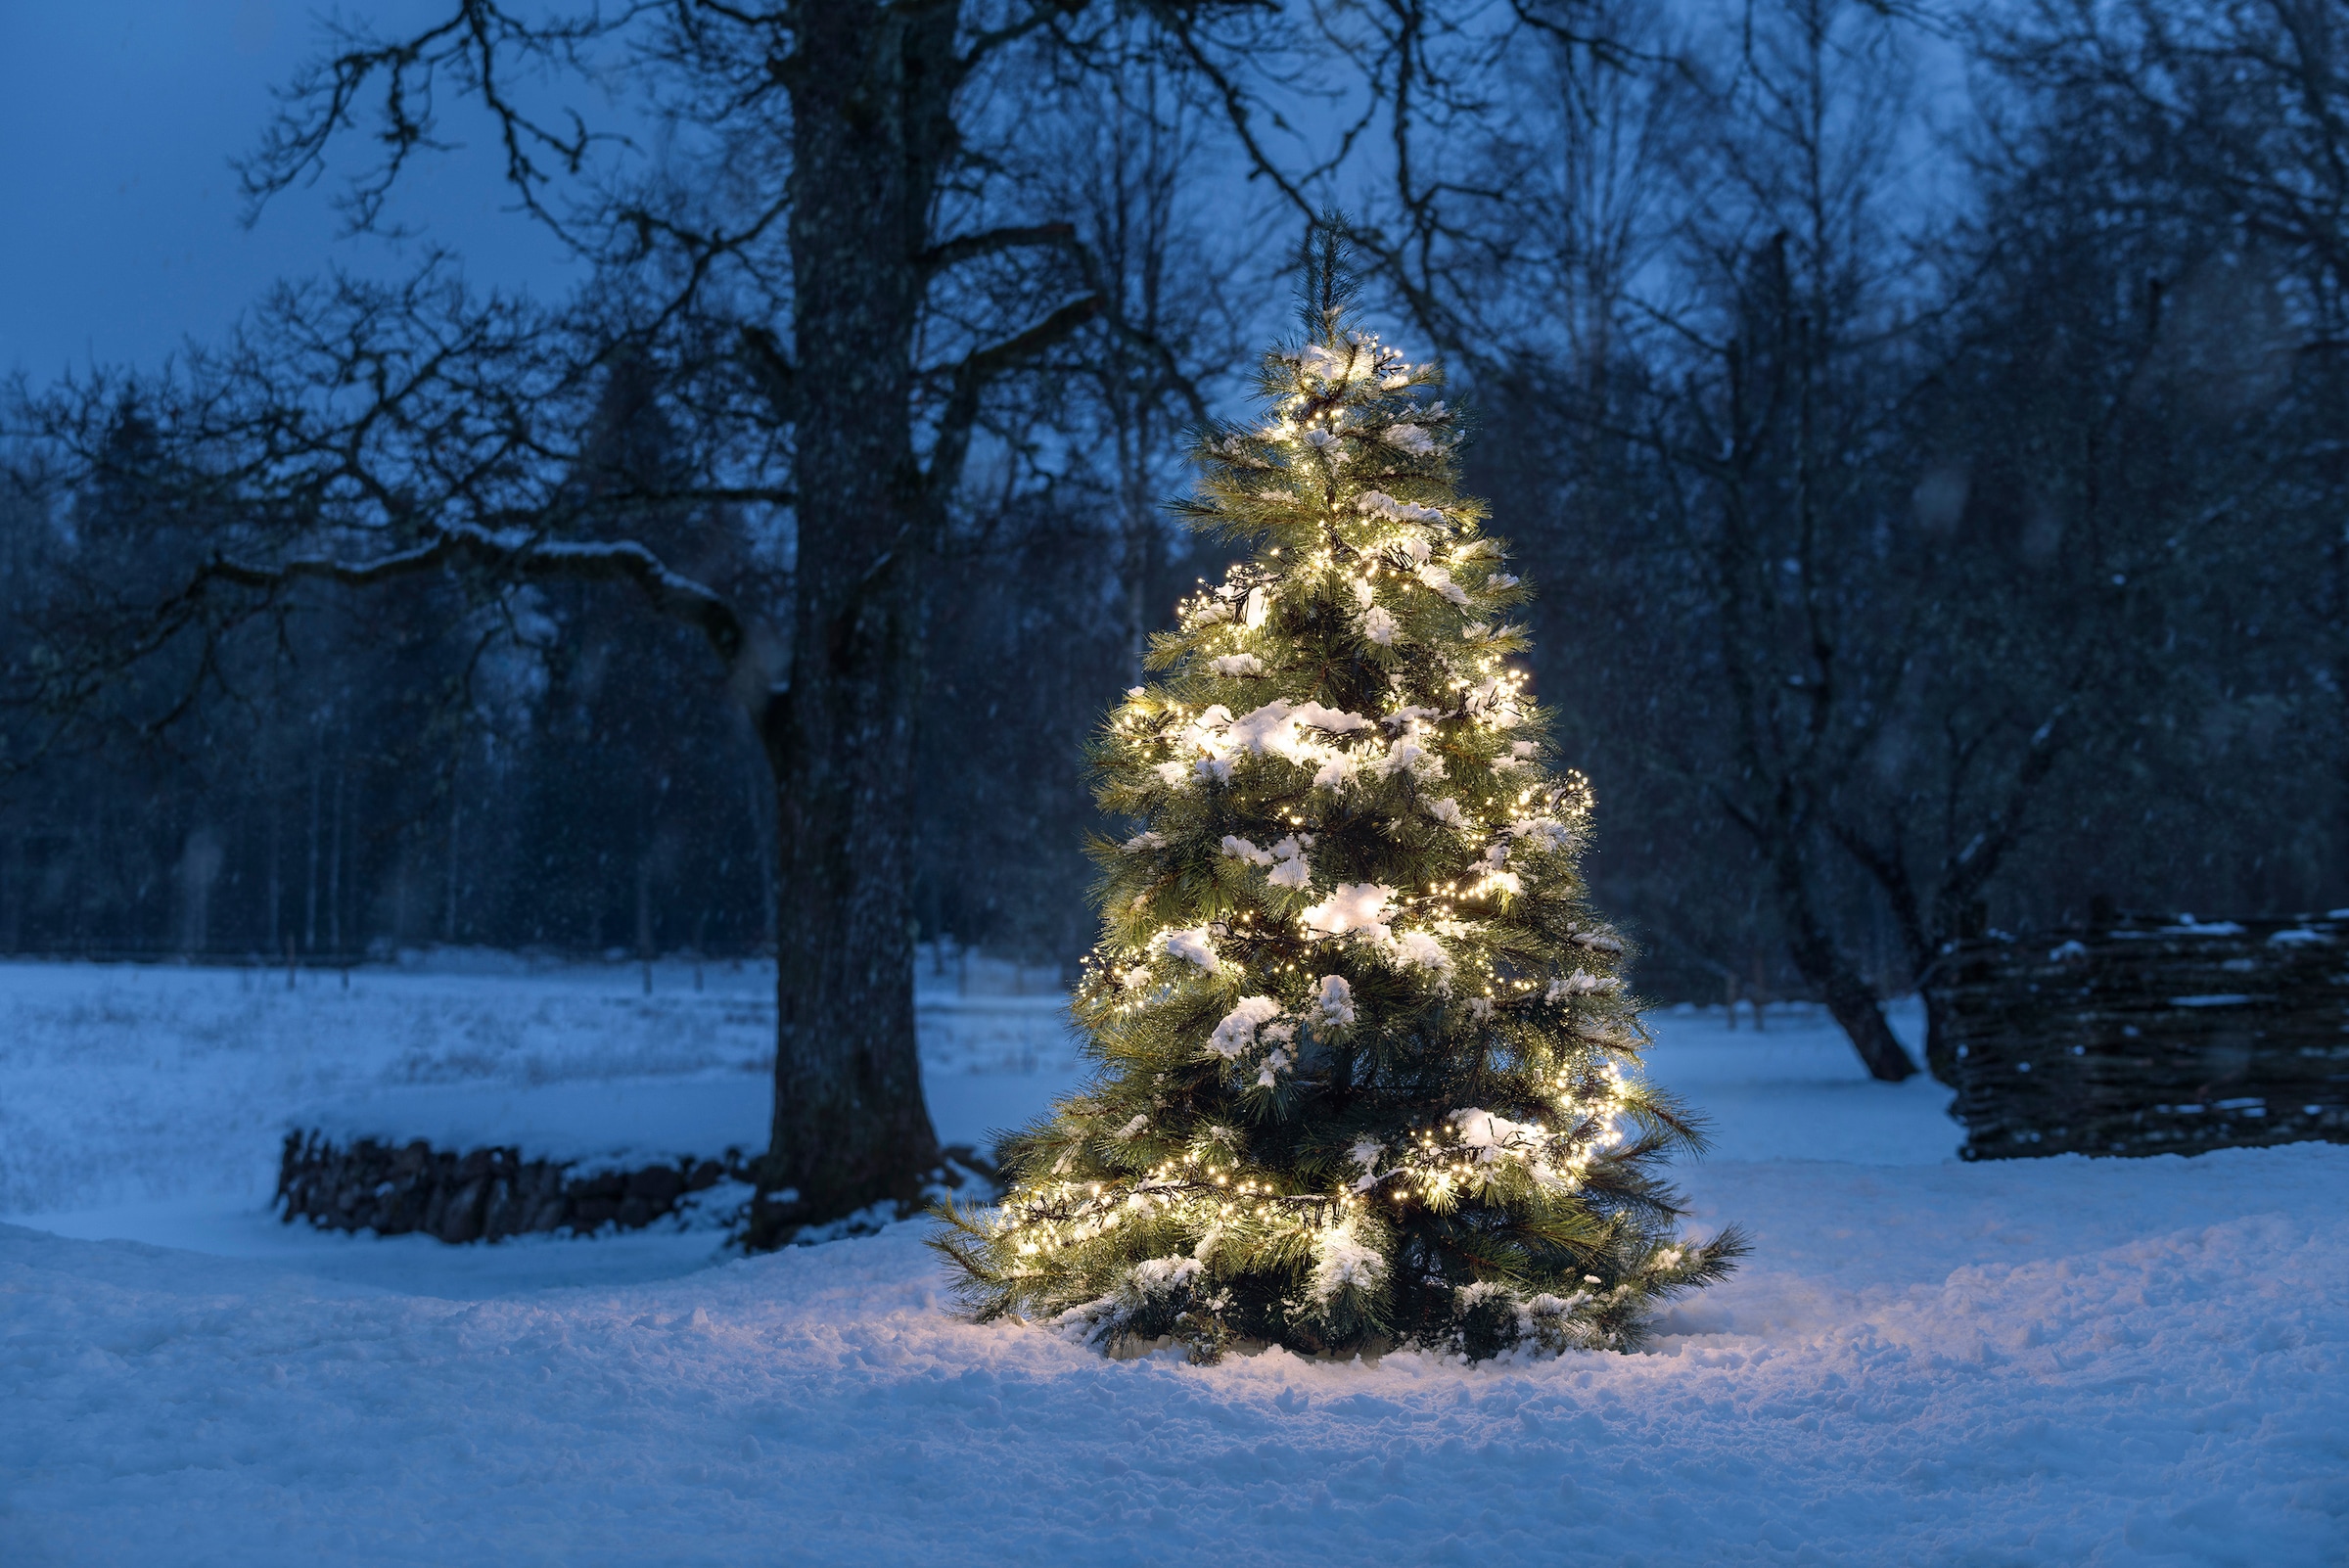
[3,958,2344,1564]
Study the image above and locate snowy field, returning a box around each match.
[2,958,2344,1565]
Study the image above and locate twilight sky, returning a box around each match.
[1,2,1974,388]
[0,0,578,383]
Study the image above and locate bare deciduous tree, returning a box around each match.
[9,1,1554,1236]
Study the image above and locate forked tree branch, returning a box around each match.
[928,293,1106,497]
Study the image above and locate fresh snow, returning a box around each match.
[3,961,2345,1564]
[0,956,1073,1217]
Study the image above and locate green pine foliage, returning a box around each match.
[934,236,1745,1363]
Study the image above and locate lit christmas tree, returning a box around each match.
[936,234,1744,1362]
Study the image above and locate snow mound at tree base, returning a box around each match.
[6,1142,2345,1565]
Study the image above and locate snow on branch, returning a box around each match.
[206,523,751,675]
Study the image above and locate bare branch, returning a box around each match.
[237,2,643,243]
[928,294,1106,495]
[920,222,1080,278]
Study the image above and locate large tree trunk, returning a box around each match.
[746,5,953,1241]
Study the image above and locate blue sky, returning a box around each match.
[0,0,578,382]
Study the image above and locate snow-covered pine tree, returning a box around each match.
[935,232,1744,1362]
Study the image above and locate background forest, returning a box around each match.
[2,0,2342,1062]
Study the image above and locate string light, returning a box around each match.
[944,301,1709,1363]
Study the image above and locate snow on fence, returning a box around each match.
[1941,913,2349,1160]
[275,1131,745,1242]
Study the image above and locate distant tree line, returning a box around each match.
[3,0,2345,1097]
[0,357,773,963]
[0,346,1218,968]
[1476,0,2349,1077]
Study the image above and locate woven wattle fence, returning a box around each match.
[1941,914,2349,1161]
[275,1131,740,1242]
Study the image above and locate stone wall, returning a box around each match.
[275,1130,739,1242]
[1941,914,2349,1160]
